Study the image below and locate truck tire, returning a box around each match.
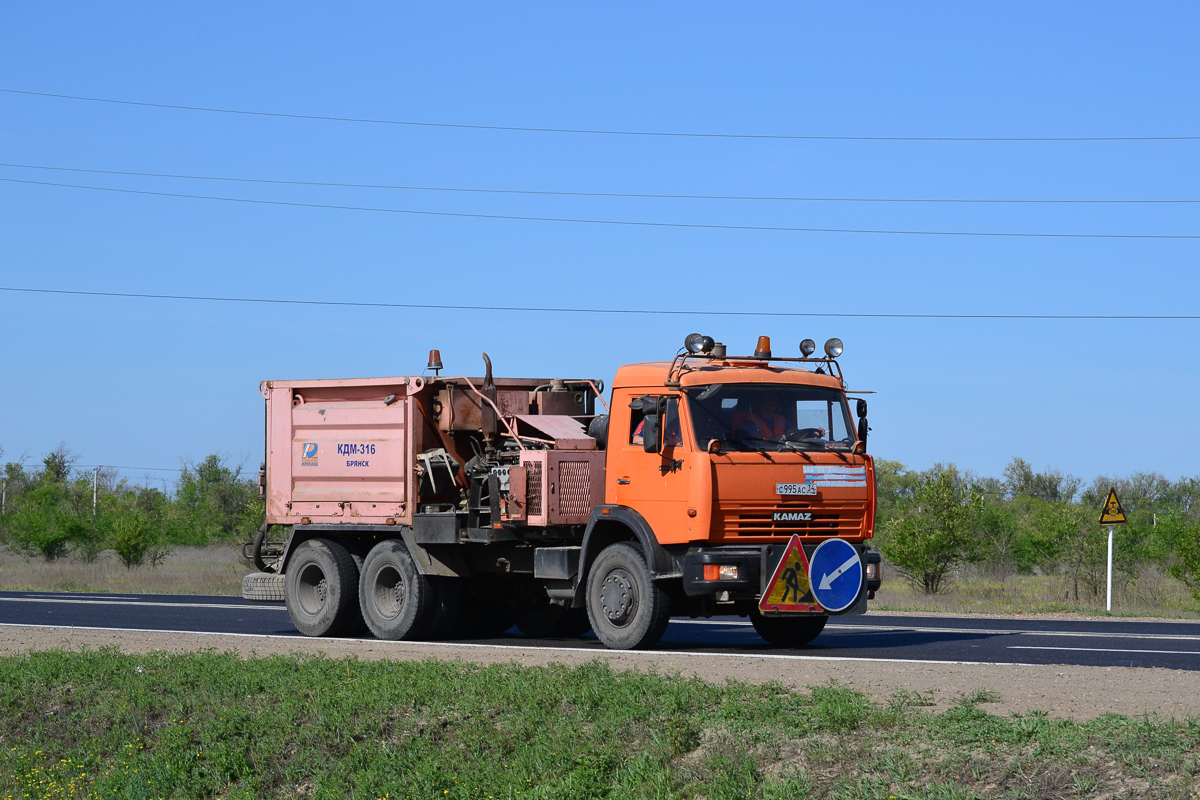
[585,542,671,650]
[553,607,592,638]
[427,577,462,640]
[750,610,827,647]
[359,539,441,641]
[452,601,515,639]
[284,538,361,637]
[512,600,565,638]
[242,571,285,602]
[513,602,592,639]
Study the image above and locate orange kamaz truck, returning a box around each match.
[246,334,880,649]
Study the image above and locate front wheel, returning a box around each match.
[750,610,827,647]
[585,543,671,650]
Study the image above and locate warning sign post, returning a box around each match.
[759,535,823,614]
[1098,487,1127,612]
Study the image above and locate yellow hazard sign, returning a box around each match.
[759,535,823,614]
[1098,486,1128,525]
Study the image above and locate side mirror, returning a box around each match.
[642,413,661,453]
[856,398,868,418]
[643,396,665,453]
[633,395,664,453]
[857,415,868,451]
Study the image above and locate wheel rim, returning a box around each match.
[598,567,638,627]
[372,564,405,620]
[296,562,328,615]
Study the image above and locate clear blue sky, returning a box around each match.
[1,3,1198,484]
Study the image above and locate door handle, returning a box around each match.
[616,477,631,485]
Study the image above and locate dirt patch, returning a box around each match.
[3,625,1196,721]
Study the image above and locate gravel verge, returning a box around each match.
[2,624,1196,721]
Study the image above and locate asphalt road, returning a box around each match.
[2,590,1198,670]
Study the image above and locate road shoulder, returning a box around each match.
[2,624,1196,721]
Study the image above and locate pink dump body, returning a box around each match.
[261,376,427,526]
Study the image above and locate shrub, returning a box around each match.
[881,469,983,594]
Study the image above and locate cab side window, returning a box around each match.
[662,398,682,448]
[628,397,682,448]
[630,405,647,445]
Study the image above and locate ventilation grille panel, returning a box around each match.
[526,462,543,516]
[557,461,593,518]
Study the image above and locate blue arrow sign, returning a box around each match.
[808,538,863,613]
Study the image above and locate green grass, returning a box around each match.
[1,651,1198,799]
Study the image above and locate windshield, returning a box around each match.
[685,383,855,452]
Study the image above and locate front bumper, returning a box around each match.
[681,542,881,606]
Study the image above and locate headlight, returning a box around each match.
[685,333,710,354]
[823,338,843,358]
[800,339,816,357]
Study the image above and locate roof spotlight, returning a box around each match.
[684,333,715,354]
[823,337,844,358]
[799,338,817,357]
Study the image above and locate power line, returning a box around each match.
[3,162,1195,205]
[4,176,1197,241]
[3,87,1197,143]
[2,286,1197,321]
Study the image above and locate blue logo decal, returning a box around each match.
[301,443,319,466]
[807,538,863,613]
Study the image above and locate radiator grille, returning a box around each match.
[720,501,865,537]
[558,461,592,518]
[526,462,543,516]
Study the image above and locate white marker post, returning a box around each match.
[1106,525,1113,612]
[1098,487,1127,614]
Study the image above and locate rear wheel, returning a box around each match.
[359,539,443,640]
[512,600,589,638]
[585,543,671,650]
[553,607,592,638]
[284,539,361,637]
[452,601,515,638]
[750,610,827,647]
[512,600,567,638]
[427,577,462,639]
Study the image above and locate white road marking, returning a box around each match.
[672,618,1200,643]
[0,597,284,612]
[1010,645,1200,656]
[0,622,1034,667]
[821,625,1200,643]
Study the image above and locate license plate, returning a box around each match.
[776,482,817,496]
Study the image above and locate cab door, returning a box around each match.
[610,394,692,543]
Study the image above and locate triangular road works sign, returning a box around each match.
[759,535,824,614]
[1098,486,1128,525]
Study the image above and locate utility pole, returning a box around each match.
[93,466,99,515]
[1,480,5,514]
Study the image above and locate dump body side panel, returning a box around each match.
[264,377,425,526]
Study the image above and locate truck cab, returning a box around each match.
[251,334,880,650]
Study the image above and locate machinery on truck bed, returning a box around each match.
[245,334,881,650]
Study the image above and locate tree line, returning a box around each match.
[876,457,1200,600]
[0,446,262,567]
[2,444,1199,602]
